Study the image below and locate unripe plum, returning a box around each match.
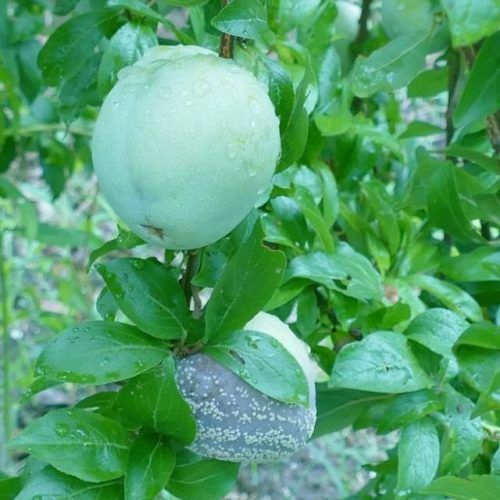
[92,46,280,249]
[176,313,317,462]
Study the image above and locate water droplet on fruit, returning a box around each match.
[194,79,209,96]
[227,143,237,159]
[246,164,258,177]
[112,101,119,109]
[249,98,261,114]
[185,99,193,107]
[250,120,257,128]
[161,86,173,98]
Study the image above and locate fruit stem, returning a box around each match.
[182,250,202,319]
[0,230,12,467]
[218,0,234,59]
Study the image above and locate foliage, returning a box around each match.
[1,0,499,498]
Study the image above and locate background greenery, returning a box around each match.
[1,0,499,498]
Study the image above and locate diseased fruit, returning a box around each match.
[92,46,280,249]
[176,312,317,462]
[381,0,434,39]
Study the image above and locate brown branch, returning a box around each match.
[218,0,234,59]
[352,0,372,52]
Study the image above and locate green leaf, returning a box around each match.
[205,227,286,338]
[454,31,500,128]
[455,322,500,391]
[316,161,339,229]
[446,144,500,175]
[256,55,294,132]
[115,356,196,444]
[379,390,443,433]
[98,21,157,96]
[125,434,175,500]
[16,466,123,499]
[294,185,334,253]
[441,247,500,282]
[410,275,483,322]
[425,157,483,243]
[166,451,239,500]
[313,387,391,438]
[441,0,500,47]
[440,386,483,474]
[10,408,130,483]
[286,243,384,301]
[407,66,448,98]
[36,321,169,384]
[97,258,188,340]
[159,1,210,6]
[330,331,433,393]
[53,0,81,16]
[472,370,500,417]
[405,308,469,358]
[204,329,309,406]
[96,287,118,321]
[423,475,500,500]
[38,9,123,86]
[350,31,432,97]
[397,418,440,494]
[0,476,22,499]
[87,226,145,271]
[211,0,274,43]
[399,121,443,139]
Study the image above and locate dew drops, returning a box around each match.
[161,85,173,98]
[194,79,209,96]
[83,326,90,333]
[69,336,79,344]
[100,357,110,367]
[72,327,79,333]
[185,99,193,107]
[227,143,237,159]
[249,98,261,114]
[135,360,145,370]
[122,273,129,281]
[112,101,119,109]
[246,163,258,177]
[132,260,145,269]
[250,119,257,128]
[55,423,69,437]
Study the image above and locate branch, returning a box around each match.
[182,251,202,319]
[352,0,372,52]
[218,0,234,59]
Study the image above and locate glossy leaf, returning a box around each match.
[350,31,432,97]
[286,243,383,301]
[16,467,123,500]
[11,408,130,482]
[97,258,188,340]
[454,31,500,128]
[405,308,469,358]
[397,418,439,494]
[38,9,123,86]
[441,0,500,47]
[205,227,286,338]
[36,321,169,384]
[125,434,175,500]
[115,356,196,444]
[330,331,433,393]
[166,451,239,500]
[204,329,309,406]
[423,475,500,499]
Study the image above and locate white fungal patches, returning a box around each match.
[176,354,316,462]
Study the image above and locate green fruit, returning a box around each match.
[333,0,361,72]
[381,0,434,39]
[92,46,280,249]
[176,312,317,462]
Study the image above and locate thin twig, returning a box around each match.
[218,0,234,59]
[182,251,202,319]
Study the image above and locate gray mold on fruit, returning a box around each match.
[176,353,316,462]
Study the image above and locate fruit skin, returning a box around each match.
[92,46,280,249]
[176,312,317,462]
[332,1,361,72]
[381,0,434,39]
